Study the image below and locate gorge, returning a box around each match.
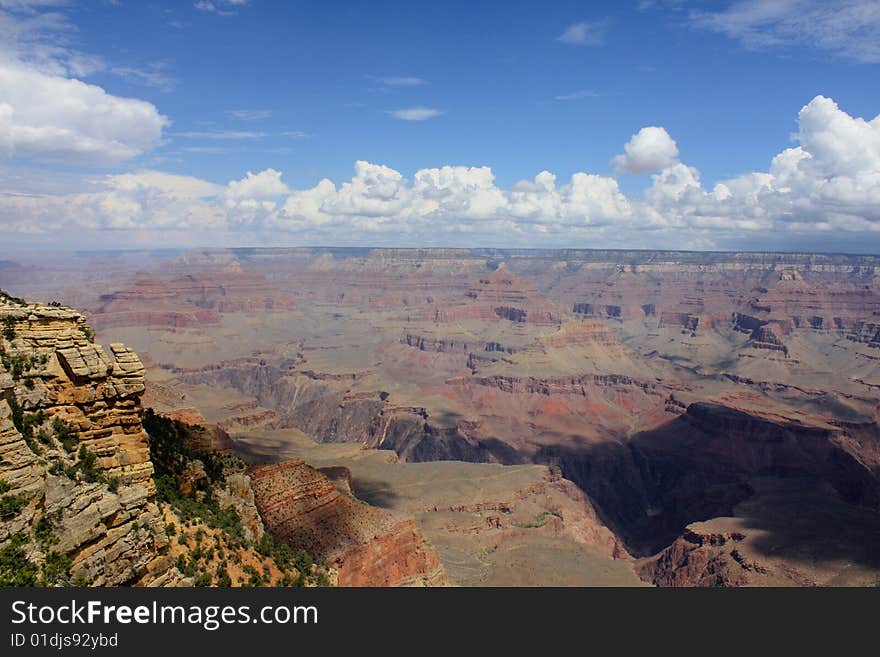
[3,247,880,586]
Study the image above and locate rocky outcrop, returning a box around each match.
[638,476,880,587]
[536,402,880,557]
[541,322,625,352]
[0,295,184,586]
[248,460,445,586]
[450,373,659,397]
[433,265,563,325]
[366,410,495,463]
[637,526,756,587]
[659,312,700,332]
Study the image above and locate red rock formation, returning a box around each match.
[248,460,445,586]
[638,527,754,587]
[166,408,236,453]
[435,264,564,325]
[541,322,624,352]
[87,270,295,330]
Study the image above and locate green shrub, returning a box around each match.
[8,401,45,455]
[2,316,15,341]
[53,417,79,452]
[48,461,78,479]
[194,572,212,587]
[215,566,232,587]
[35,511,62,549]
[77,446,102,483]
[0,534,39,586]
[41,551,72,586]
[243,564,263,587]
[0,493,28,518]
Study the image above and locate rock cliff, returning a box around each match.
[0,291,184,586]
[248,460,446,586]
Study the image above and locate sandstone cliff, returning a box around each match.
[0,291,184,586]
[248,460,446,586]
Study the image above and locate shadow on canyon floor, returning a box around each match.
[231,433,293,464]
[730,477,880,579]
[533,408,880,567]
[349,476,401,509]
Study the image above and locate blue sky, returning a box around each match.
[1,0,880,252]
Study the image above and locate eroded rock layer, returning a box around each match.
[248,460,445,586]
[0,296,183,586]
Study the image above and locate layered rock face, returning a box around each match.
[248,460,445,586]
[88,270,295,330]
[434,265,563,325]
[536,402,880,557]
[0,296,183,586]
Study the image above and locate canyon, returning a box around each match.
[3,246,880,586]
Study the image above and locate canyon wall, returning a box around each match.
[0,294,184,586]
[248,460,445,586]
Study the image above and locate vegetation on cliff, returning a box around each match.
[142,409,332,587]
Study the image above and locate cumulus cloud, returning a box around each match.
[226,168,289,200]
[645,96,880,236]
[4,95,880,251]
[0,2,170,166]
[0,170,223,232]
[386,107,443,121]
[0,62,168,165]
[613,126,679,173]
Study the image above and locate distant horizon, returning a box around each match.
[3,244,880,260]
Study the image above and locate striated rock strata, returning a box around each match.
[248,460,445,586]
[0,295,184,586]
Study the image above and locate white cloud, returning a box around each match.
[645,96,880,235]
[554,89,600,101]
[180,146,230,154]
[172,130,266,139]
[690,0,880,63]
[613,126,679,173]
[0,2,68,8]
[226,109,272,120]
[374,76,427,87]
[0,3,104,77]
[193,0,248,16]
[110,65,176,91]
[386,107,443,121]
[3,95,880,252]
[226,168,289,200]
[0,1,172,167]
[557,20,607,46]
[0,169,223,232]
[0,61,168,165]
